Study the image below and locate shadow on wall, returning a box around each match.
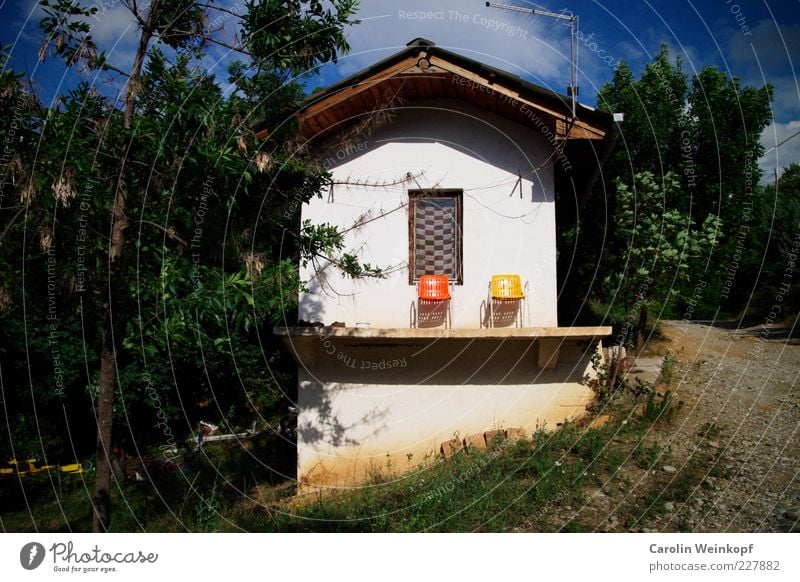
[296,338,598,449]
[481,300,521,328]
[316,101,556,204]
[294,282,324,324]
[412,299,450,328]
[300,339,595,386]
[297,379,389,446]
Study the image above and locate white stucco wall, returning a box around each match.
[299,99,559,329]
[296,339,599,487]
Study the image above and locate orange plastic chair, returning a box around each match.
[488,274,527,327]
[416,275,452,328]
[418,275,451,301]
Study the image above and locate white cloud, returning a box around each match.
[760,119,800,180]
[729,19,800,74]
[328,1,579,97]
[728,18,800,124]
[88,3,138,45]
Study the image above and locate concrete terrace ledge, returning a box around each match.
[274,325,611,368]
[274,325,611,340]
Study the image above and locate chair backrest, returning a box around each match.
[491,274,524,299]
[418,275,451,300]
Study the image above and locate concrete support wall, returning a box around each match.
[297,339,601,487]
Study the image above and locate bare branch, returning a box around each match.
[123,0,147,27]
[100,61,131,78]
[138,220,188,247]
[331,170,425,188]
[197,34,252,57]
[197,3,245,20]
[0,206,26,246]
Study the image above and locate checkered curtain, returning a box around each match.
[414,198,458,279]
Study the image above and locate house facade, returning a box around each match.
[274,39,615,488]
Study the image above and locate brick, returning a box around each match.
[439,437,465,458]
[484,429,507,448]
[505,427,529,443]
[464,433,488,452]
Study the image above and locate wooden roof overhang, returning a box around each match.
[252,39,618,238]
[288,38,613,145]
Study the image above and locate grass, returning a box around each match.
[260,428,593,532]
[661,352,675,385]
[1,361,723,533]
[699,422,722,439]
[0,431,296,533]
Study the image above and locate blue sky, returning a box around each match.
[2,1,799,176]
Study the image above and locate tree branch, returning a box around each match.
[100,61,131,78]
[138,219,188,247]
[196,3,245,20]
[198,34,252,58]
[123,0,147,28]
[0,206,26,246]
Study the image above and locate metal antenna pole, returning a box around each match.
[486,2,578,118]
[570,15,577,118]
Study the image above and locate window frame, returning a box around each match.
[408,189,464,285]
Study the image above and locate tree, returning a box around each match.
[601,171,721,348]
[687,67,772,227]
[735,163,800,314]
[31,0,361,532]
[598,46,689,186]
[566,46,773,324]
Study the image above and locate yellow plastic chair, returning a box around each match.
[489,274,528,327]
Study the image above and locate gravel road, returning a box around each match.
[655,320,799,532]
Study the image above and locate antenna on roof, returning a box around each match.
[485,2,578,119]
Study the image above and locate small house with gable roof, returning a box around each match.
[274,39,615,488]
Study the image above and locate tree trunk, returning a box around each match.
[90,13,155,532]
[637,305,648,350]
[91,334,116,531]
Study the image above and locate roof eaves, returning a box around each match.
[294,39,613,129]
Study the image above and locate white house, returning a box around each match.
[274,39,615,489]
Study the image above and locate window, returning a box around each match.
[408,189,463,284]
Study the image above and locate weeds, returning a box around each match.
[633,441,662,470]
[4,351,724,534]
[699,422,722,439]
[642,390,682,425]
[196,479,221,531]
[661,352,675,385]
[585,350,628,403]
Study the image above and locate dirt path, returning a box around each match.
[536,319,800,533]
[653,320,800,532]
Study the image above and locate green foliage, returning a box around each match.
[242,0,360,73]
[566,45,775,324]
[661,352,675,385]
[736,163,800,314]
[597,46,689,181]
[1,1,370,472]
[642,390,681,425]
[633,440,662,470]
[601,171,721,344]
[38,0,102,68]
[584,349,627,402]
[687,67,773,225]
[196,480,222,531]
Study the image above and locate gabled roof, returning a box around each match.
[291,38,613,143]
